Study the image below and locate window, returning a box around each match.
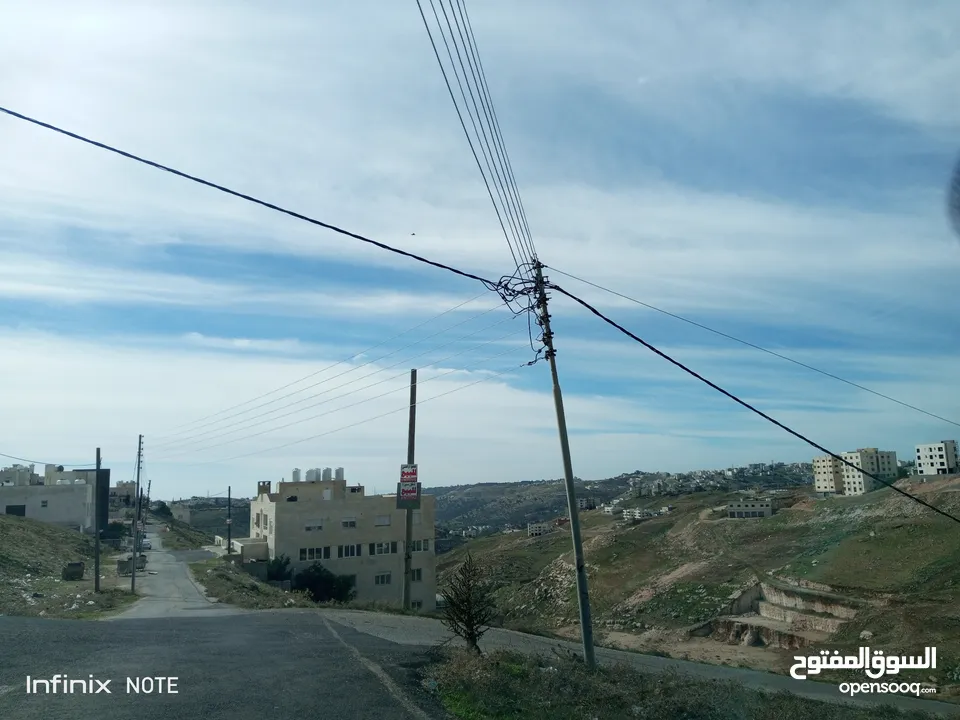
[40,500,48,508]
[338,544,361,558]
[412,568,422,582]
[320,546,330,560]
[300,548,307,561]
[308,548,316,560]
[304,520,323,531]
[411,600,423,610]
[375,572,391,586]
[374,515,391,526]
[411,539,431,552]
[341,518,357,529]
[369,542,396,556]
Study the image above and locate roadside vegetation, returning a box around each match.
[0,514,135,618]
[154,513,214,550]
[427,649,942,720]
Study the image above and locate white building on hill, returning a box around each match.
[916,441,958,476]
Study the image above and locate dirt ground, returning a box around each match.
[555,625,789,672]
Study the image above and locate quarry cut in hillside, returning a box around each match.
[691,577,870,650]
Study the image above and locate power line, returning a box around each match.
[545,265,960,430]
[151,298,510,446]
[151,289,492,438]
[416,0,529,278]
[188,358,529,466]
[0,106,534,303]
[151,320,523,458]
[0,451,89,468]
[431,0,532,267]
[547,281,960,526]
[452,0,537,261]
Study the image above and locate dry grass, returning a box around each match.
[0,514,137,618]
[428,649,943,720]
[154,514,214,550]
[188,558,315,609]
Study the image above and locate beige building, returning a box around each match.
[813,449,897,496]
[916,441,958,476]
[840,448,897,495]
[527,521,553,537]
[727,497,776,518]
[239,476,436,611]
[813,454,844,494]
[0,481,95,530]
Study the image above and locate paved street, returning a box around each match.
[0,612,441,720]
[1,522,957,718]
[104,524,246,620]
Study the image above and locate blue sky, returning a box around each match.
[1,0,959,498]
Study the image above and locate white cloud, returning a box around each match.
[1,328,956,498]
[1,1,958,496]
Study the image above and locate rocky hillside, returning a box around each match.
[439,478,960,694]
[430,477,634,528]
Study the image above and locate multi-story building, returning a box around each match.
[238,475,436,611]
[527,521,553,537]
[109,481,137,508]
[916,441,959,476]
[839,448,897,495]
[0,465,96,530]
[0,463,42,486]
[812,455,844,494]
[727,497,776,518]
[813,448,897,496]
[576,496,596,511]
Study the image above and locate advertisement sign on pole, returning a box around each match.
[396,464,421,510]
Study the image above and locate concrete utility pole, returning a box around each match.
[131,434,143,594]
[402,369,417,609]
[94,447,101,593]
[226,485,233,554]
[533,261,596,670]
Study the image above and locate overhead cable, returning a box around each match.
[545,265,960,429]
[188,358,529,466]
[150,299,511,446]
[547,281,960,526]
[0,105,536,311]
[159,346,526,463]
[151,288,492,438]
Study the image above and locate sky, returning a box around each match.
[1,0,959,500]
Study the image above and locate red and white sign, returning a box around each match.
[399,464,419,499]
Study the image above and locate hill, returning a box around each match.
[438,477,960,700]
[430,477,635,529]
[0,515,135,618]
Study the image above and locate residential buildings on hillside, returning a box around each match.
[916,441,958,476]
[0,463,98,530]
[812,448,898,496]
[230,472,436,611]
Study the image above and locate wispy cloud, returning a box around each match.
[1,1,958,495]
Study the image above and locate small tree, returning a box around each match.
[267,554,292,582]
[440,552,496,654]
[294,563,356,603]
[154,501,173,517]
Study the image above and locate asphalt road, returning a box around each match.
[1,522,957,718]
[104,525,246,620]
[316,610,960,717]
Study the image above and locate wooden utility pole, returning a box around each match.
[533,261,596,669]
[402,369,417,609]
[94,447,101,592]
[226,485,233,554]
[131,434,143,594]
